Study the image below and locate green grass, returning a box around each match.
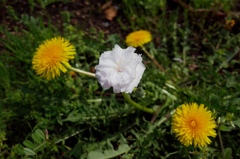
[0,0,240,158]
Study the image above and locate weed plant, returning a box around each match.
[0,0,240,158]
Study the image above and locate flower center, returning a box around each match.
[190,120,197,128]
[116,63,124,72]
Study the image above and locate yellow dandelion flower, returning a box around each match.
[171,103,217,148]
[32,37,76,80]
[125,30,152,47]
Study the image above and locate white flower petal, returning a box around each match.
[95,44,145,93]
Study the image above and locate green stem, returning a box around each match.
[218,127,225,158]
[141,46,165,71]
[54,129,86,144]
[68,66,95,78]
[147,109,175,134]
[150,97,172,124]
[216,47,240,72]
[122,92,155,114]
[155,109,175,127]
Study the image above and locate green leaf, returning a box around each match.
[35,129,45,140]
[224,148,232,159]
[23,147,36,156]
[62,111,83,122]
[31,132,42,144]
[23,140,35,149]
[87,150,105,159]
[233,119,240,128]
[219,125,232,132]
[0,62,10,89]
[87,143,130,159]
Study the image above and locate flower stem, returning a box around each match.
[122,92,155,114]
[68,66,95,78]
[141,46,165,71]
[218,127,225,158]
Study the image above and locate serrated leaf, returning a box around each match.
[23,148,36,156]
[23,140,35,149]
[87,143,130,159]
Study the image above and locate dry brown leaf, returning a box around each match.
[104,6,117,21]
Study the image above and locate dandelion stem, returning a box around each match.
[122,92,155,114]
[68,66,95,78]
[141,46,165,71]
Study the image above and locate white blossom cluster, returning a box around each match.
[95,44,145,93]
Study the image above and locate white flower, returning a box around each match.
[95,44,145,93]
